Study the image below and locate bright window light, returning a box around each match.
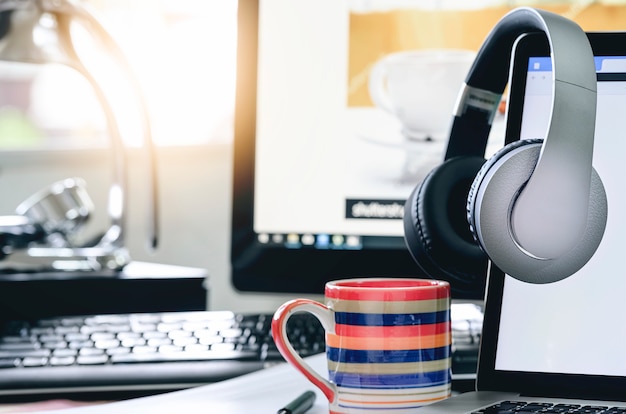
[0,0,238,149]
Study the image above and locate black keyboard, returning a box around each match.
[0,307,481,401]
[474,400,626,414]
[0,311,323,400]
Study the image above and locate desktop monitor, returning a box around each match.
[230,0,491,300]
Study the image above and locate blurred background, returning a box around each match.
[0,0,623,313]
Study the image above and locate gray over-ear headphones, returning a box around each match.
[403,7,607,292]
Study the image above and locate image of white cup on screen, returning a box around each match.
[368,49,475,141]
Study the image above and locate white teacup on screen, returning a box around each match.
[368,49,475,141]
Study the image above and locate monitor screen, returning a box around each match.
[230,0,494,299]
[473,32,626,398]
[498,31,626,374]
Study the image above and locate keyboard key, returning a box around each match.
[133,346,158,354]
[120,338,146,348]
[79,348,104,356]
[117,332,141,340]
[22,357,48,367]
[0,358,20,369]
[86,315,129,325]
[65,333,89,342]
[130,322,157,333]
[198,336,223,346]
[172,337,197,347]
[41,341,68,350]
[168,330,192,339]
[30,327,54,335]
[49,356,76,366]
[0,335,36,344]
[578,407,609,414]
[53,349,77,357]
[60,317,87,326]
[0,349,50,358]
[157,322,183,333]
[220,328,243,338]
[0,342,40,351]
[142,331,167,340]
[554,404,582,410]
[194,329,221,339]
[54,326,80,335]
[69,340,94,349]
[76,354,109,365]
[147,338,172,348]
[94,339,121,349]
[106,347,130,356]
[211,343,236,352]
[39,334,64,343]
[106,325,132,333]
[184,344,209,353]
[159,345,184,354]
[91,332,116,341]
[80,325,110,335]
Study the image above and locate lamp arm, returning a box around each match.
[50,0,159,251]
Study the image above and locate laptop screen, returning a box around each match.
[477,32,626,398]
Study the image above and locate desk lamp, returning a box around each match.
[0,0,158,271]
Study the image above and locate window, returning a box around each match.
[0,0,237,149]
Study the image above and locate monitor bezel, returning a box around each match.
[229,0,469,297]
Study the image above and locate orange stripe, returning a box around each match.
[326,332,450,350]
[335,321,450,337]
[339,394,449,406]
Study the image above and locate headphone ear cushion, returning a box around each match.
[467,138,544,244]
[404,156,488,297]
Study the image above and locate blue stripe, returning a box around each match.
[329,369,450,388]
[327,346,450,363]
[334,310,449,326]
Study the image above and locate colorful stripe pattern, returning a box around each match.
[324,278,451,413]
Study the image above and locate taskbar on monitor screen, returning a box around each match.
[254,232,406,250]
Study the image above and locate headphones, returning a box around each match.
[403,7,607,294]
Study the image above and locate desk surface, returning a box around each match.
[26,354,330,414]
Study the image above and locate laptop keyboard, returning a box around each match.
[0,306,481,398]
[473,401,626,414]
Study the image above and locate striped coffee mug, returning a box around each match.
[271,278,451,414]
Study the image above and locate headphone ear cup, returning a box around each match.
[404,156,488,297]
[467,138,544,245]
[467,138,607,284]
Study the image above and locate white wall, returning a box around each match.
[0,143,315,314]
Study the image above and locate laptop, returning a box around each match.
[420,31,626,413]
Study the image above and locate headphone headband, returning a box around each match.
[403,7,606,288]
[447,7,597,260]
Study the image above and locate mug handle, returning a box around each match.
[271,299,336,404]
[368,57,395,114]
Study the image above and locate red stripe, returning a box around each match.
[335,321,450,337]
[271,299,335,403]
[326,279,449,301]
